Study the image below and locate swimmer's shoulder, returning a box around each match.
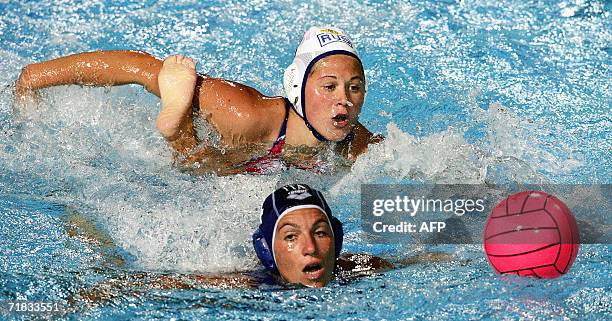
[189,273,260,289]
[337,253,394,277]
[336,252,453,277]
[195,77,287,143]
[337,121,384,160]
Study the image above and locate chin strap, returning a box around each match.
[292,97,328,142]
[305,120,328,142]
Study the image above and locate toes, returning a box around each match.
[162,54,196,72]
[183,57,196,69]
[163,54,195,69]
[163,55,177,65]
[163,54,183,65]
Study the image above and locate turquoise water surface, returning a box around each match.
[0,0,610,320]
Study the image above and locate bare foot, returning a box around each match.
[156,54,197,140]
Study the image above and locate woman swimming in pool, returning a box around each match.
[73,185,448,299]
[15,27,380,174]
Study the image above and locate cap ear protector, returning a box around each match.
[330,216,344,258]
[253,184,344,274]
[252,216,343,274]
[283,26,364,142]
[253,227,277,273]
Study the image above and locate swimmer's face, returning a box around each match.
[304,55,366,141]
[273,208,335,288]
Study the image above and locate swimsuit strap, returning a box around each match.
[342,130,355,143]
[268,98,291,155]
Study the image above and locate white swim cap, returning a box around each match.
[283,26,362,141]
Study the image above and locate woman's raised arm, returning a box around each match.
[15,50,163,100]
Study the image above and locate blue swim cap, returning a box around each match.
[252,184,344,274]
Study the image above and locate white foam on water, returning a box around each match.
[2,85,287,273]
[95,174,276,273]
[0,81,584,274]
[330,101,582,197]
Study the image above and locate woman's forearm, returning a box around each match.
[15,50,163,97]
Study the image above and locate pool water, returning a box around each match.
[0,0,610,320]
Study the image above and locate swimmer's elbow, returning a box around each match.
[338,253,395,275]
[16,65,34,92]
[15,65,40,105]
[369,256,394,271]
[17,64,30,79]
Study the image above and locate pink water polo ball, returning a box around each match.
[483,191,580,278]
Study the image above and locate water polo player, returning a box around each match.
[74,184,449,298]
[15,27,380,174]
[253,184,393,288]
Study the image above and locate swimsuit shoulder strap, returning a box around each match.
[277,98,291,140]
[241,98,291,173]
[273,99,290,144]
[268,98,291,154]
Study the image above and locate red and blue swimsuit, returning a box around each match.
[243,98,291,173]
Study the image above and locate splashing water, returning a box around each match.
[0,0,609,319]
[0,82,586,273]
